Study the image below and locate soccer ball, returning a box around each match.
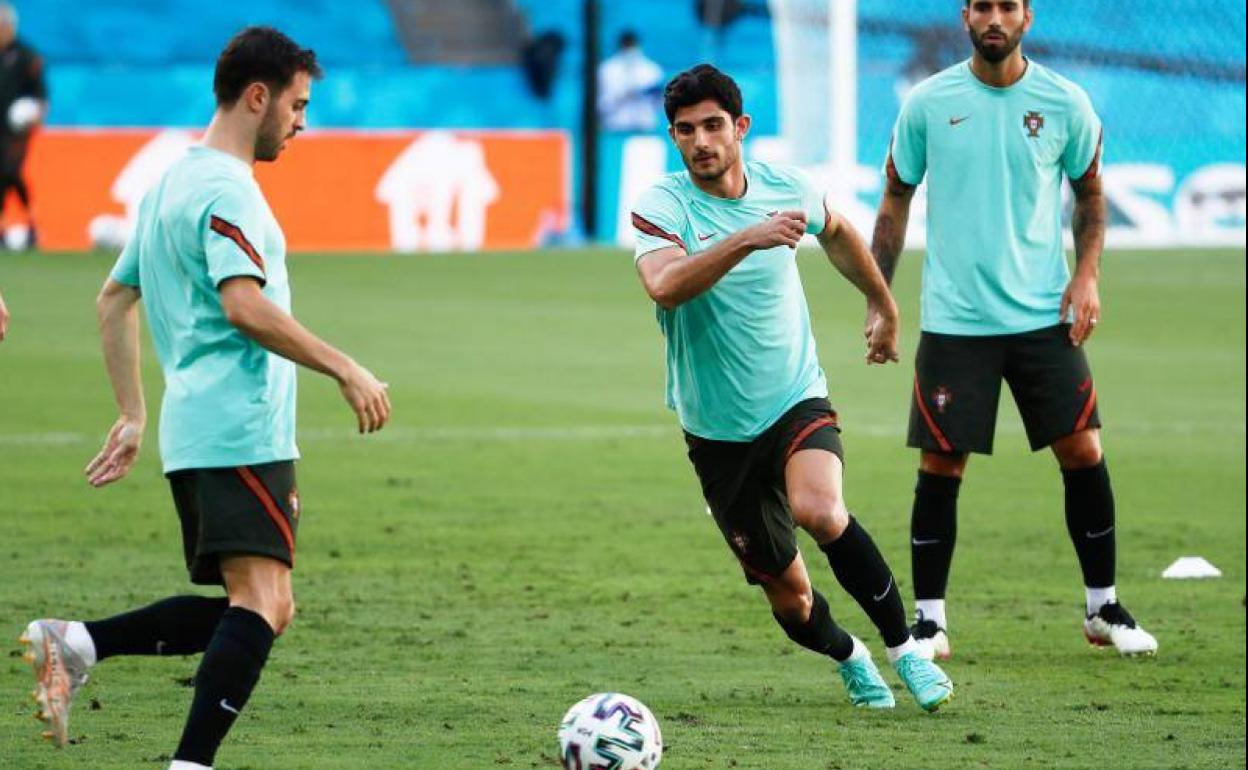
[558,692,663,770]
[7,96,41,133]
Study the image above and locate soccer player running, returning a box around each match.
[20,27,391,768]
[632,64,953,711]
[871,0,1158,660]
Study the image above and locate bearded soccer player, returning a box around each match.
[20,27,392,768]
[871,0,1157,660]
[632,64,953,712]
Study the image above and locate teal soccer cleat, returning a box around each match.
[837,643,896,709]
[894,651,953,712]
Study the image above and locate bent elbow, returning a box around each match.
[223,301,256,332]
[645,279,684,310]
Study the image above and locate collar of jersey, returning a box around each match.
[685,162,752,205]
[189,144,254,174]
[964,56,1034,95]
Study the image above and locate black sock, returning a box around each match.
[84,596,229,661]
[173,607,276,767]
[773,590,855,662]
[911,471,961,602]
[1062,459,1116,589]
[820,516,910,648]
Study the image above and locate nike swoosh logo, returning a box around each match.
[911,538,942,546]
[949,115,971,126]
[1085,526,1114,539]
[698,233,715,241]
[872,577,894,602]
[219,699,241,715]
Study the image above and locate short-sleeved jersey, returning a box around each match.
[632,160,829,441]
[111,145,297,473]
[886,59,1103,336]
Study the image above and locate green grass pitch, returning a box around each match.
[0,247,1243,769]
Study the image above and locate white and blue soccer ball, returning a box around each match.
[558,692,663,770]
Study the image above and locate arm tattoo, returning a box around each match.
[871,214,903,285]
[871,178,914,286]
[1070,178,1107,273]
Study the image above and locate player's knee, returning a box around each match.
[273,596,296,636]
[793,486,843,521]
[767,584,812,624]
[1054,430,1102,469]
[920,451,967,477]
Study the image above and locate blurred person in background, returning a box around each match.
[597,30,663,132]
[0,1,47,250]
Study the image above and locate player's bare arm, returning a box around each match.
[0,289,9,341]
[86,278,146,487]
[1062,172,1107,347]
[818,208,900,365]
[870,174,917,287]
[635,210,807,309]
[218,276,391,433]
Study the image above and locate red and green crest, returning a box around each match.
[1024,110,1045,138]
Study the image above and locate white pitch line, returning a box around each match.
[0,420,1242,447]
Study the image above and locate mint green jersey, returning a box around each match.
[110,145,298,473]
[887,59,1103,335]
[632,160,829,441]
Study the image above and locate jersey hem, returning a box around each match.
[920,317,1064,337]
[162,450,300,475]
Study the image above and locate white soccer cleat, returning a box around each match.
[1083,602,1158,656]
[910,618,951,661]
[20,619,91,747]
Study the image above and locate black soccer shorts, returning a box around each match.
[685,398,844,585]
[908,323,1101,455]
[167,460,300,585]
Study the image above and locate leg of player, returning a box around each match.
[761,552,895,709]
[909,450,969,660]
[787,449,953,712]
[169,555,291,770]
[20,596,229,746]
[1052,428,1158,656]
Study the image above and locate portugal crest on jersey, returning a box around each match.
[1023,110,1045,138]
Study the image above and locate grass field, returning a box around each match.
[1,247,1244,770]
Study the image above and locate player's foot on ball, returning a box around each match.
[836,639,895,708]
[910,617,951,661]
[20,619,90,747]
[1083,602,1158,656]
[894,652,953,712]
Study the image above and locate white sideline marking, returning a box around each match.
[0,419,1243,447]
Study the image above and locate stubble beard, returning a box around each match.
[254,108,287,162]
[969,27,1023,64]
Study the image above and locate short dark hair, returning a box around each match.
[965,0,1030,6]
[214,26,322,107]
[663,64,743,124]
[618,30,639,49]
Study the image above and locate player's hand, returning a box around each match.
[864,302,900,365]
[745,210,807,250]
[85,416,144,487]
[339,362,391,434]
[1060,272,1101,347]
[0,290,9,342]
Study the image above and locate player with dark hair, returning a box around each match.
[632,63,953,712]
[871,0,1157,659]
[20,26,391,769]
[0,1,48,249]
